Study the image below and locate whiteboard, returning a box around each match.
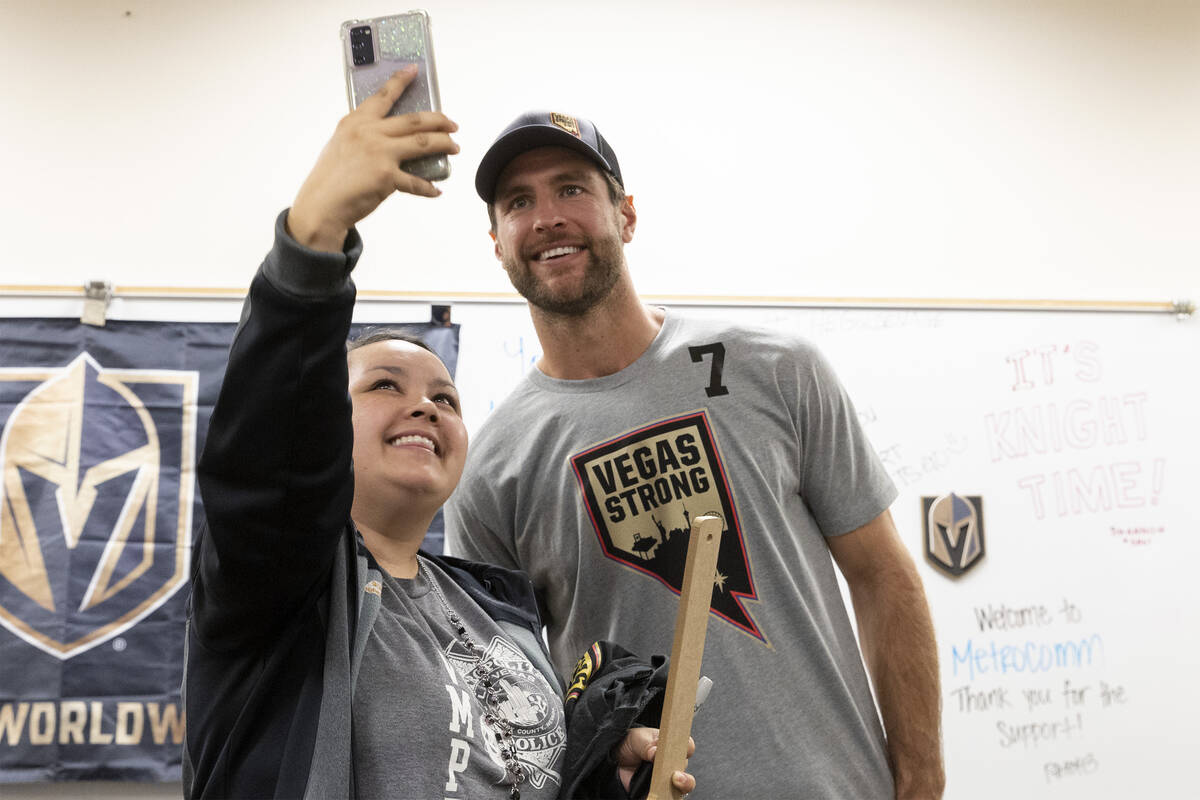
[2,295,1196,797]
[448,300,1200,798]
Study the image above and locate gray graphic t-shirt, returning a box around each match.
[448,311,898,798]
[353,558,565,799]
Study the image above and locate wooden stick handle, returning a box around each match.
[646,513,723,800]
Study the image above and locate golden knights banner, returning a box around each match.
[0,317,458,782]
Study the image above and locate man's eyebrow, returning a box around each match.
[496,170,594,202]
[551,169,592,184]
[495,182,529,202]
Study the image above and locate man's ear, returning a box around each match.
[620,194,637,243]
[492,230,503,261]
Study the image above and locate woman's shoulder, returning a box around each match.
[422,552,540,623]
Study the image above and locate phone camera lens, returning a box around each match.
[350,25,374,66]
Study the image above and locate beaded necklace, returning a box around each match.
[418,558,527,799]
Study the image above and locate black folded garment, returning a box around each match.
[558,641,671,800]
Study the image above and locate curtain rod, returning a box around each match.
[0,284,1193,317]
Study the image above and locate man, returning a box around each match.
[445,111,945,798]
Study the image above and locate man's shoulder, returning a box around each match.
[465,376,548,450]
[667,313,826,362]
[426,551,540,622]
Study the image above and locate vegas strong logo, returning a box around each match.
[570,411,763,639]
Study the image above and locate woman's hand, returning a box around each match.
[287,66,459,253]
[612,726,696,796]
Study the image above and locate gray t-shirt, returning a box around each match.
[353,557,565,799]
[446,311,898,798]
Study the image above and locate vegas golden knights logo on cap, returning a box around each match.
[549,112,581,137]
[0,353,197,659]
[921,493,985,577]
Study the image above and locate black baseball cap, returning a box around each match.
[475,111,623,203]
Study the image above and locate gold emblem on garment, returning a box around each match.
[549,113,581,137]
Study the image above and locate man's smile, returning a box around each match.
[536,245,584,261]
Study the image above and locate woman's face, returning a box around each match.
[347,340,468,509]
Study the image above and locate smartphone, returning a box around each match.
[340,10,450,181]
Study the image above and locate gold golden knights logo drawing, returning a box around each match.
[0,353,197,659]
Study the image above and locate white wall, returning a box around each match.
[0,0,1196,304]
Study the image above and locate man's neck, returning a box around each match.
[531,282,665,380]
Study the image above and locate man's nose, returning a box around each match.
[533,202,567,232]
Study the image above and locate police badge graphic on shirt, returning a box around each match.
[444,636,565,790]
[570,411,762,640]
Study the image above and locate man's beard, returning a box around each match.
[503,232,624,317]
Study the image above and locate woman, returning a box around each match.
[182,68,693,799]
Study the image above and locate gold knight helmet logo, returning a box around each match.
[0,353,196,659]
[922,492,985,577]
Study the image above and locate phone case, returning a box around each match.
[340,10,449,181]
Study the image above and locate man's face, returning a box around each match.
[347,340,467,508]
[491,147,636,316]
